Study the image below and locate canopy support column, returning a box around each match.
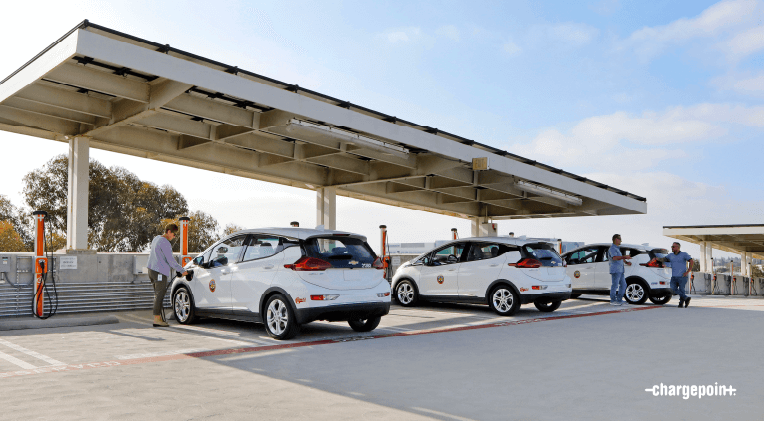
[67,136,90,250]
[316,187,336,230]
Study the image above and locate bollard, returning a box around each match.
[451,228,458,240]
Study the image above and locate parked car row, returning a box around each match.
[169,227,671,341]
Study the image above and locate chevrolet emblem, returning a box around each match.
[349,260,359,265]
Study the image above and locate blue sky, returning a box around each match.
[0,0,762,255]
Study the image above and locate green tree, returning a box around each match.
[23,155,189,252]
[0,220,28,252]
[160,210,220,253]
[223,223,245,237]
[0,195,32,248]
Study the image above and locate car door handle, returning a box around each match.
[447,269,457,271]
[221,269,230,274]
[264,265,274,270]
[490,264,500,267]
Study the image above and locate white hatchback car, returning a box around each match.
[170,228,392,339]
[561,243,673,305]
[391,237,572,316]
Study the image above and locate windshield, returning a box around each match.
[303,236,376,268]
[522,243,564,267]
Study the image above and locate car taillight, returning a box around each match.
[311,294,339,300]
[639,258,664,268]
[372,257,385,269]
[508,258,542,268]
[284,256,332,271]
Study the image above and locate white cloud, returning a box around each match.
[725,25,764,59]
[379,27,423,43]
[542,22,600,46]
[508,102,764,173]
[502,40,522,56]
[435,25,460,41]
[622,0,760,60]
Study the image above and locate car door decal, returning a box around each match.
[209,279,216,292]
[437,275,444,284]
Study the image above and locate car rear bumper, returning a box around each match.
[649,287,672,297]
[295,301,391,324]
[520,292,571,305]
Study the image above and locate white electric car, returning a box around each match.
[561,243,673,305]
[391,237,572,316]
[170,228,391,340]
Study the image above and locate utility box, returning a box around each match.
[690,273,711,294]
[133,254,150,275]
[715,274,731,295]
[732,276,749,295]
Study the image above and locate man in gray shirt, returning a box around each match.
[608,234,632,306]
[661,242,694,308]
[147,223,187,327]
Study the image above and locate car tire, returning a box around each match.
[173,286,198,324]
[534,300,562,312]
[489,284,520,316]
[348,316,382,332]
[570,293,582,299]
[395,280,418,307]
[649,294,672,305]
[264,294,300,340]
[624,281,649,305]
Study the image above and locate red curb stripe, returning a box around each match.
[0,306,659,379]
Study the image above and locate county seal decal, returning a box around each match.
[574,270,581,279]
[209,279,216,292]
[437,275,445,284]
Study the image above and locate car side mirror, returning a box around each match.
[193,256,204,266]
[423,256,431,266]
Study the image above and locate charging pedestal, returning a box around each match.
[179,217,191,267]
[32,210,48,317]
[379,225,390,280]
[451,228,458,240]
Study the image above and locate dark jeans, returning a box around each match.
[671,276,688,300]
[148,268,169,317]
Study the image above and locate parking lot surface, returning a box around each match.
[2,295,763,420]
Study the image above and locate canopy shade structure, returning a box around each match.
[0,20,647,221]
[663,225,764,260]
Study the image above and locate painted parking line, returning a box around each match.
[0,338,65,366]
[0,305,659,379]
[0,350,37,370]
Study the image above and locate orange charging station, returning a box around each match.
[179,216,191,266]
[32,210,48,317]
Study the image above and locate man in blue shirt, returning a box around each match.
[661,242,694,308]
[147,223,188,327]
[608,234,632,306]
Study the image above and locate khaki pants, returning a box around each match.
[147,269,169,317]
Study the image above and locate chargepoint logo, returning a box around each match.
[645,383,736,399]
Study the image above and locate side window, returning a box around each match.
[600,247,612,262]
[467,243,518,261]
[243,236,282,261]
[432,243,467,265]
[568,247,598,265]
[210,235,247,267]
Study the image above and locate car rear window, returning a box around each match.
[650,249,669,260]
[303,236,376,268]
[522,243,564,267]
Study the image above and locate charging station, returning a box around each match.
[179,216,191,267]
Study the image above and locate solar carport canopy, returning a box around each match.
[0,20,646,220]
[664,225,764,260]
